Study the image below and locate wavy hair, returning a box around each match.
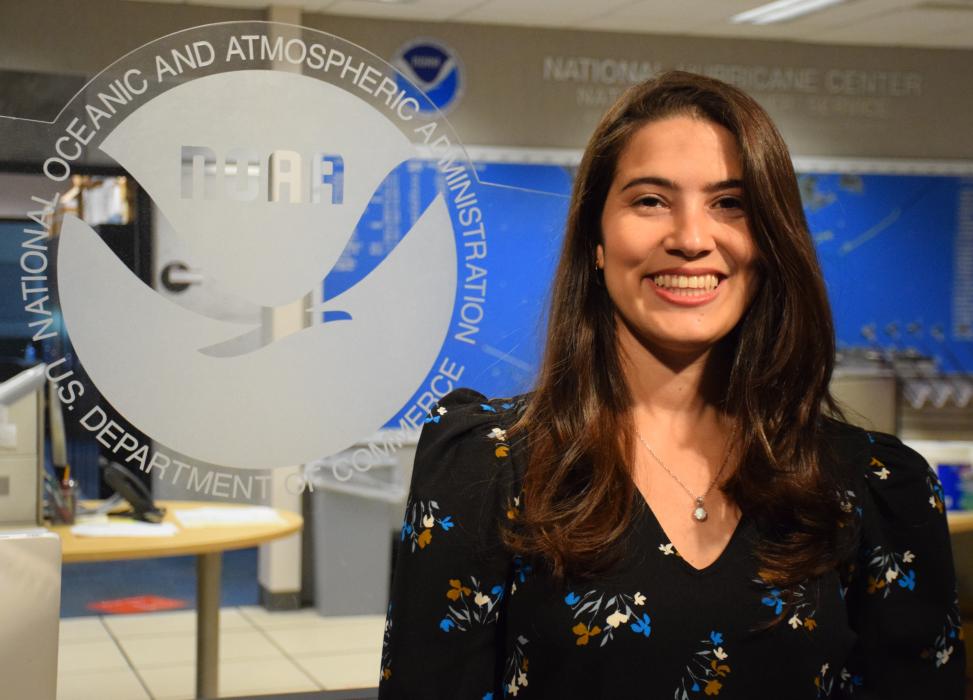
[506,71,851,586]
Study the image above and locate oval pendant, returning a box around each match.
[693,498,707,522]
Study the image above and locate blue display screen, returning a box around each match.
[0,220,36,342]
[803,173,972,366]
[321,161,973,425]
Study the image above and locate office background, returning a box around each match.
[0,1,972,698]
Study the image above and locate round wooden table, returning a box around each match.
[48,500,302,700]
[948,512,973,535]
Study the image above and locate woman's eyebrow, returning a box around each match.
[619,176,744,193]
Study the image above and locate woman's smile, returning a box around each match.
[646,267,726,306]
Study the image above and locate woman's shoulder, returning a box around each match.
[408,388,528,498]
[418,387,527,435]
[402,389,527,555]
[820,417,942,528]
[413,388,527,459]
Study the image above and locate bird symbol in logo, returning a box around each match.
[56,69,458,468]
[198,158,441,357]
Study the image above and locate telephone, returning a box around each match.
[103,461,166,523]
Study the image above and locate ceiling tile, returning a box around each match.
[580,14,764,37]
[768,0,914,29]
[816,5,973,45]
[595,0,764,24]
[119,0,973,49]
[453,0,636,28]
[296,0,339,10]
[573,0,843,39]
[124,0,261,6]
[323,0,486,22]
[583,0,973,48]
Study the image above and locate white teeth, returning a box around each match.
[652,274,720,292]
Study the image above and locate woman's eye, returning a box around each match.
[635,195,664,208]
[715,196,744,210]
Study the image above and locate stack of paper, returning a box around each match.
[173,506,284,528]
[70,522,178,538]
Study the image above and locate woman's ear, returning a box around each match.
[595,244,605,270]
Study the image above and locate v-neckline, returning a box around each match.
[633,490,749,576]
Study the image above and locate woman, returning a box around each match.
[378,71,964,698]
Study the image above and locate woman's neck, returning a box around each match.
[617,320,732,443]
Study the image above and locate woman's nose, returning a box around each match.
[665,205,715,259]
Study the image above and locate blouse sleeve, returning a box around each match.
[840,430,965,698]
[378,388,521,700]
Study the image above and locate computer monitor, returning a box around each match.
[0,363,45,525]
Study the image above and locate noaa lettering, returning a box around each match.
[155,41,217,81]
[180,146,344,204]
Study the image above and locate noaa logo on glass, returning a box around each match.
[392,39,463,115]
[25,24,486,471]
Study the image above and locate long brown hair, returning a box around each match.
[506,70,851,586]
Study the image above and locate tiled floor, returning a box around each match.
[57,607,384,700]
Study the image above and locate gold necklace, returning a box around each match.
[635,428,734,523]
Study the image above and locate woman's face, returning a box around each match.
[596,116,760,357]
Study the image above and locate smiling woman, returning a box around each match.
[596,116,759,358]
[378,72,965,699]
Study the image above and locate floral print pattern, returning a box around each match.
[813,662,863,698]
[675,631,731,698]
[505,493,522,521]
[921,590,964,669]
[869,456,891,481]
[380,604,393,681]
[838,667,864,696]
[837,488,862,519]
[928,469,946,513]
[813,662,833,698]
[502,635,529,697]
[563,588,650,647]
[439,576,505,633]
[862,545,916,598]
[400,496,455,553]
[487,426,511,459]
[423,405,449,424]
[510,556,531,595]
[481,402,517,459]
[756,579,819,632]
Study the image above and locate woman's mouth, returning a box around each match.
[650,273,723,297]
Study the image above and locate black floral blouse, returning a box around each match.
[378,389,965,699]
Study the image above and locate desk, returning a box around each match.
[948,511,973,535]
[48,500,302,700]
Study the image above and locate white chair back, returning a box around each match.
[0,529,61,700]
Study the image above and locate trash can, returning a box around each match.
[308,453,406,616]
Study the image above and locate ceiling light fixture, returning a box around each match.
[730,0,849,25]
